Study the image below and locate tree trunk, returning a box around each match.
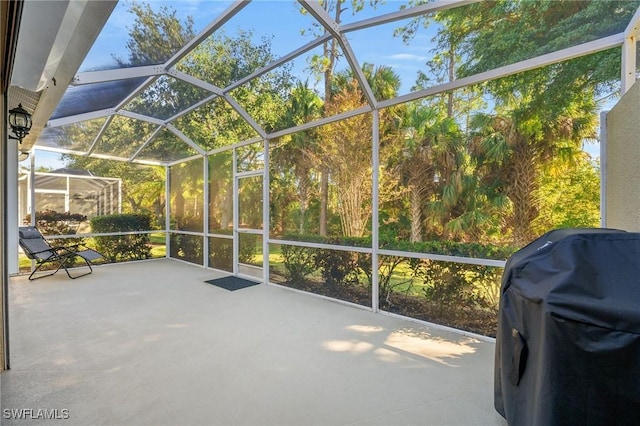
[508,141,538,246]
[319,168,328,236]
[338,177,366,237]
[221,181,233,230]
[318,1,343,237]
[174,190,185,219]
[447,40,455,118]
[409,185,423,242]
[298,174,309,234]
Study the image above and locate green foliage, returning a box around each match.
[379,237,517,261]
[278,233,512,310]
[314,246,361,289]
[117,3,195,67]
[26,210,87,247]
[61,156,165,226]
[418,260,471,308]
[416,260,500,312]
[534,154,600,233]
[169,233,203,264]
[280,235,363,288]
[175,29,294,149]
[387,0,624,246]
[90,214,153,262]
[238,233,259,265]
[170,159,204,233]
[281,244,316,283]
[209,238,233,272]
[357,252,421,305]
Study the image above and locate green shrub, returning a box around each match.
[281,244,316,283]
[169,233,202,264]
[278,233,511,309]
[209,238,232,271]
[90,214,152,262]
[238,233,258,265]
[25,210,87,247]
[357,253,422,305]
[314,246,360,289]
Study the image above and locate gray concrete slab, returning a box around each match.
[1,259,507,426]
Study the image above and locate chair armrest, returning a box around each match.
[29,247,58,255]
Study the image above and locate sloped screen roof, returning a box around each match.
[38,0,639,165]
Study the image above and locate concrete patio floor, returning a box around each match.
[1,259,507,426]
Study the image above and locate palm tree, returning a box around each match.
[393,103,439,242]
[471,96,597,246]
[271,81,323,235]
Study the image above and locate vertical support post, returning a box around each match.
[371,110,380,313]
[6,137,18,275]
[232,149,238,275]
[65,175,70,213]
[263,138,270,285]
[600,111,608,228]
[621,35,636,96]
[29,153,35,226]
[1,95,10,370]
[27,154,36,275]
[622,7,640,96]
[203,155,209,269]
[118,179,122,214]
[165,165,171,258]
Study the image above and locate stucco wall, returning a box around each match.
[605,80,640,231]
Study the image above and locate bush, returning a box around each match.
[209,238,232,271]
[170,233,202,264]
[281,244,316,283]
[418,260,477,309]
[238,233,258,265]
[25,210,87,247]
[90,214,152,262]
[278,233,512,309]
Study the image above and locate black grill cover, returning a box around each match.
[494,228,640,425]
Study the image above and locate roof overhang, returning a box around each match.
[7,0,116,151]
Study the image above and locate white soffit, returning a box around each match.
[12,0,73,91]
[10,0,116,149]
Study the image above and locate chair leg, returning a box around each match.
[28,259,65,281]
[61,255,94,279]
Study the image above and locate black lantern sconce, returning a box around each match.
[8,104,33,143]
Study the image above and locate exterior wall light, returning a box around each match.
[8,104,33,143]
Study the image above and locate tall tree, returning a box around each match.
[318,80,373,237]
[398,0,636,245]
[302,0,383,236]
[391,103,439,242]
[534,153,600,233]
[316,64,401,237]
[116,3,195,67]
[271,81,323,235]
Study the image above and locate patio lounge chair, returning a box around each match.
[19,226,104,281]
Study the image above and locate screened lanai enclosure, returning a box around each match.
[9,0,640,337]
[18,169,121,226]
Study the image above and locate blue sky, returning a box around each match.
[80,0,434,95]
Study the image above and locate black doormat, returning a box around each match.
[205,276,261,291]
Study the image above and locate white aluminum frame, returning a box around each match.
[21,0,640,327]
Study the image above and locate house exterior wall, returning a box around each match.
[605,80,640,231]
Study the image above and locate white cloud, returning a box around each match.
[387,53,427,61]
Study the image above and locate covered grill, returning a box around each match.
[495,228,640,425]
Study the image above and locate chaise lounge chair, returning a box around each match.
[19,226,104,281]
